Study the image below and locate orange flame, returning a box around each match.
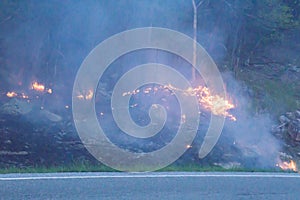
[6,91,30,99]
[86,90,93,100]
[167,85,236,121]
[77,90,93,100]
[21,93,29,99]
[277,160,297,172]
[123,89,140,96]
[123,84,236,121]
[6,91,17,98]
[31,81,53,94]
[31,82,45,92]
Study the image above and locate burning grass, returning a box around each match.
[77,89,93,100]
[6,91,17,98]
[31,81,45,92]
[276,160,298,172]
[123,84,236,121]
[167,84,236,121]
[5,81,52,100]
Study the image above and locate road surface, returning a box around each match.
[1,172,300,199]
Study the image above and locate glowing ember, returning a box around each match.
[86,90,93,100]
[77,90,93,100]
[123,89,140,96]
[276,160,297,172]
[6,91,30,99]
[5,81,52,99]
[31,82,45,92]
[6,91,17,98]
[77,95,84,100]
[130,103,138,108]
[144,87,152,94]
[181,114,186,123]
[21,93,29,99]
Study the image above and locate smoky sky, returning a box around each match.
[0,0,229,97]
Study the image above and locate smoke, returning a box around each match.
[0,1,282,169]
[220,72,280,168]
[0,1,226,103]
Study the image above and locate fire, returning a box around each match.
[6,91,17,98]
[186,86,236,121]
[277,160,297,172]
[77,94,84,100]
[31,82,45,92]
[21,93,29,99]
[5,81,52,100]
[123,84,236,121]
[30,81,52,94]
[86,90,93,100]
[144,87,152,94]
[166,85,236,120]
[77,90,93,100]
[6,91,30,99]
[123,89,140,96]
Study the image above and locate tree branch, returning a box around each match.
[0,16,13,25]
[192,0,206,10]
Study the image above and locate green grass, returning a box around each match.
[0,163,290,174]
[263,79,298,112]
[158,163,289,173]
[237,68,299,116]
[0,163,118,174]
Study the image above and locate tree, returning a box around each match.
[219,0,299,74]
[192,0,206,81]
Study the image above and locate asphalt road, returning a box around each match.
[1,172,300,200]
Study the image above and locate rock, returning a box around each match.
[275,109,300,143]
[288,121,300,141]
[279,152,293,160]
[0,98,62,123]
[39,109,62,122]
[272,123,286,133]
[286,112,295,120]
[0,98,32,116]
[290,65,300,73]
[295,110,300,118]
[279,115,291,123]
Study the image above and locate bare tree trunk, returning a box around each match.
[230,17,243,77]
[192,0,205,82]
[192,0,197,82]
